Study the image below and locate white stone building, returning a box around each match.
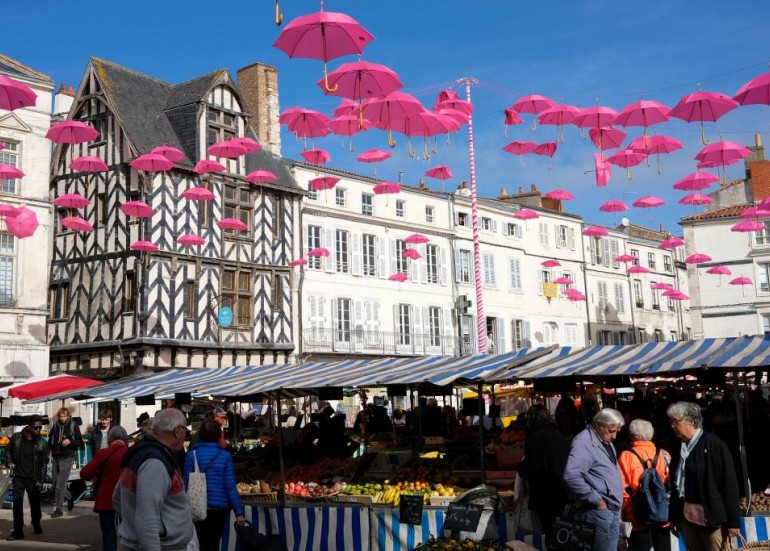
[0,54,55,410]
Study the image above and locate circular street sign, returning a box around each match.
[218,306,233,328]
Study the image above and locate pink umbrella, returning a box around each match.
[583,226,608,237]
[589,127,627,151]
[46,121,100,144]
[574,106,619,129]
[511,94,556,129]
[607,149,647,179]
[182,187,215,201]
[599,200,629,213]
[614,100,671,129]
[673,172,719,191]
[70,156,108,173]
[287,109,332,141]
[659,237,685,250]
[279,107,304,125]
[289,259,308,267]
[544,189,575,201]
[120,201,154,218]
[356,149,391,175]
[308,247,330,258]
[5,206,38,239]
[730,276,754,297]
[130,240,159,253]
[734,72,770,105]
[627,135,683,174]
[741,206,770,218]
[245,170,277,184]
[706,265,731,286]
[0,142,4,150]
[300,149,331,164]
[405,233,430,244]
[53,193,90,209]
[178,234,206,247]
[194,160,226,175]
[151,146,185,162]
[503,141,537,167]
[130,154,174,172]
[514,208,540,221]
[594,153,612,188]
[434,108,467,128]
[628,265,651,274]
[503,108,523,137]
[615,254,637,263]
[273,10,375,92]
[373,181,401,195]
[633,195,665,208]
[668,291,689,301]
[532,142,558,168]
[651,282,673,290]
[436,97,473,116]
[334,98,360,118]
[553,276,574,285]
[231,137,261,154]
[309,176,340,191]
[566,292,587,302]
[217,218,248,232]
[696,159,721,169]
[670,91,739,144]
[425,165,453,181]
[362,92,424,147]
[61,216,94,233]
[0,204,18,218]
[685,253,712,264]
[318,61,402,100]
[0,165,24,180]
[207,140,248,159]
[541,259,561,268]
[695,141,751,171]
[328,115,372,151]
[538,104,580,142]
[402,248,421,260]
[388,273,408,283]
[679,193,714,206]
[0,76,37,111]
[731,220,766,232]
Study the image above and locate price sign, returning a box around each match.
[399,494,423,526]
[548,516,596,551]
[442,502,483,532]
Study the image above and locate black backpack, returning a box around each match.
[628,449,669,525]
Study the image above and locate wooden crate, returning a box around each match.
[337,491,382,505]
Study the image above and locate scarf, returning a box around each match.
[676,428,703,498]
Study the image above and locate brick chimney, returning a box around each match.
[236,62,281,156]
[499,187,508,198]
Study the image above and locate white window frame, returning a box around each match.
[758,263,770,293]
[564,323,578,346]
[425,206,435,223]
[335,187,347,207]
[362,234,376,277]
[361,193,373,216]
[335,230,349,273]
[648,252,656,270]
[426,244,439,283]
[336,298,351,343]
[307,225,322,270]
[0,141,20,195]
[395,200,405,218]
[306,183,318,201]
[556,225,568,248]
[395,239,408,274]
[0,233,15,305]
[428,306,441,347]
[630,249,640,266]
[482,217,492,231]
[397,304,412,346]
[597,281,608,312]
[663,255,672,272]
[543,322,558,345]
[756,228,770,247]
[456,212,469,227]
[458,249,472,284]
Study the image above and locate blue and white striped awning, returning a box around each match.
[699,335,770,369]
[642,337,743,373]
[578,341,685,376]
[491,346,576,380]
[514,345,628,378]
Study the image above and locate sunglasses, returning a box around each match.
[32,426,42,431]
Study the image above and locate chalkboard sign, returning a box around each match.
[399,494,423,526]
[443,502,483,532]
[548,516,595,551]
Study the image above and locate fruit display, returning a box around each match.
[740,492,770,512]
[285,481,346,499]
[412,536,502,551]
[236,481,272,495]
[269,457,358,488]
[342,482,383,497]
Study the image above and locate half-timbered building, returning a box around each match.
[47,58,302,380]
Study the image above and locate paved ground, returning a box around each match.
[0,500,101,550]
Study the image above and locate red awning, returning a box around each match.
[8,375,102,401]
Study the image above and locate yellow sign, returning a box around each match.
[543,282,559,298]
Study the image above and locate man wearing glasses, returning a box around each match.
[113,408,196,551]
[5,415,50,541]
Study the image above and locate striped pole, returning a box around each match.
[460,77,486,353]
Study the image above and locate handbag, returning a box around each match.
[513,497,541,535]
[187,451,208,522]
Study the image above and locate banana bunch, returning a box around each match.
[380,485,432,506]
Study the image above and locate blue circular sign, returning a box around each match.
[218,306,234,328]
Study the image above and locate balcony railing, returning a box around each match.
[302,328,458,356]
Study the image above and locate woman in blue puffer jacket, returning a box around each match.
[183,420,246,551]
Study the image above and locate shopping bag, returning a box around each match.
[187,451,207,522]
[514,498,541,535]
[0,473,11,503]
[234,521,288,551]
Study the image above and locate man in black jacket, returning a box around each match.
[48,407,84,518]
[90,409,114,455]
[6,415,50,540]
[667,401,740,551]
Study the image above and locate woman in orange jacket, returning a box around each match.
[618,419,672,551]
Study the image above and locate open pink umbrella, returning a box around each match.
[46,121,100,144]
[673,172,719,191]
[425,165,453,181]
[178,234,205,247]
[217,218,248,232]
[279,107,304,125]
[0,204,18,218]
[130,240,159,253]
[614,100,671,129]
[362,92,424,147]
[514,209,539,221]
[70,156,108,173]
[388,273,408,283]
[309,176,340,191]
[402,248,421,260]
[436,97,473,116]
[731,220,766,232]
[589,127,627,151]
[695,141,751,173]
[245,170,277,184]
[652,282,673,290]
[706,265,731,286]
[182,187,215,201]
[532,143,558,168]
[615,254,637,263]
[670,91,738,144]
[607,149,647,179]
[288,110,333,143]
[633,195,665,209]
[565,291,587,302]
[308,247,330,258]
[659,237,685,250]
[194,160,226,175]
[628,265,651,274]
[373,181,401,195]
[541,259,561,268]
[273,10,375,92]
[120,201,154,218]
[207,140,248,159]
[511,94,556,129]
[503,108,523,137]
[679,193,714,206]
[318,60,402,100]
[503,141,537,167]
[594,153,612,187]
[0,76,37,111]
[0,165,24,180]
[544,189,575,201]
[405,233,430,244]
[231,137,261,154]
[151,146,185,162]
[53,193,90,209]
[328,115,372,151]
[685,253,712,264]
[730,276,754,297]
[583,226,608,237]
[553,276,574,285]
[300,149,331,164]
[289,259,308,267]
[741,206,770,218]
[61,216,94,233]
[357,149,391,163]
[5,206,37,239]
[627,135,683,174]
[599,200,629,213]
[334,98,361,118]
[668,291,690,301]
[130,154,174,172]
[537,104,580,142]
[574,106,619,129]
[734,72,770,105]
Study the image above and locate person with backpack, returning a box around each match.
[49,407,84,518]
[619,419,672,551]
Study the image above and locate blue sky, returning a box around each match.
[7,1,770,232]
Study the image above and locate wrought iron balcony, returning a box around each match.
[302,328,459,356]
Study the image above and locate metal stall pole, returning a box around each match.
[273,392,287,508]
[733,371,751,513]
[477,382,486,484]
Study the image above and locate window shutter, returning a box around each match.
[318,297,327,325]
[308,296,318,333]
[615,283,625,314]
[393,304,399,333]
[589,237,596,264]
[555,226,561,248]
[503,223,510,236]
[516,224,523,238]
[491,219,498,233]
[569,228,576,250]
[523,321,532,348]
[378,237,388,279]
[602,239,610,267]
[324,228,335,272]
[509,258,521,290]
[454,247,462,283]
[440,247,448,285]
[354,300,363,329]
[443,308,453,340]
[390,239,398,275]
[610,239,619,268]
[331,298,338,331]
[372,301,380,329]
[537,269,544,295]
[413,305,421,344]
[539,223,548,246]
[303,224,310,255]
[351,232,362,276]
[420,244,428,284]
[496,317,505,354]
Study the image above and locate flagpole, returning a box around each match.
[459,77,486,353]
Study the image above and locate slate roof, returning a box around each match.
[0,53,52,85]
[89,58,302,193]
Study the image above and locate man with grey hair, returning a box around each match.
[667,402,739,551]
[114,408,195,551]
[618,419,672,551]
[563,408,625,551]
